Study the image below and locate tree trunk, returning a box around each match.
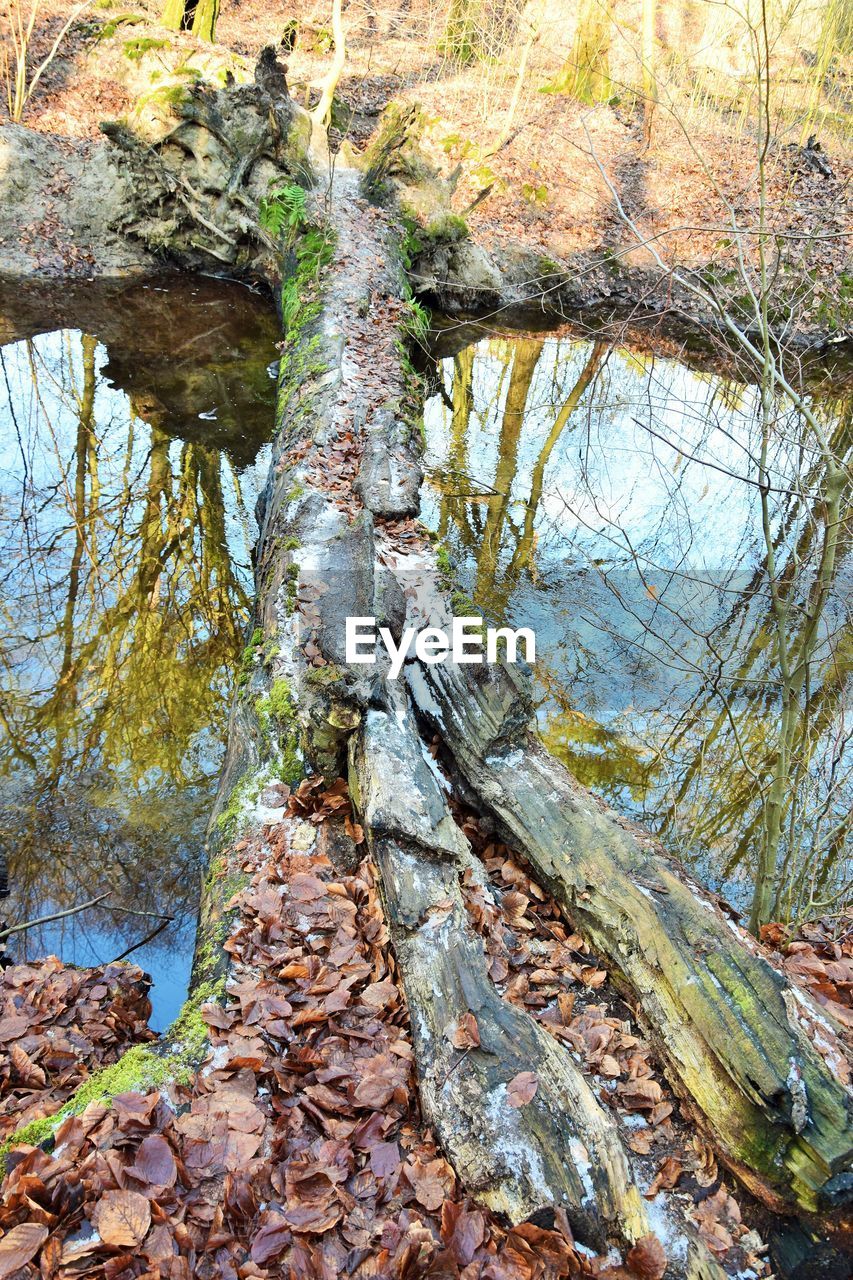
[404,657,852,1214]
[115,65,850,1227]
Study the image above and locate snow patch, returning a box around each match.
[483,1083,552,1203]
[568,1137,595,1204]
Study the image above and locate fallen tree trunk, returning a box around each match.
[240,159,731,1273]
[405,656,852,1215]
[352,686,651,1246]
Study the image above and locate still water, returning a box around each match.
[0,278,279,1027]
[423,330,851,924]
[0,287,848,1024]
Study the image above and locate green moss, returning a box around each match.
[422,212,469,244]
[254,677,295,735]
[538,255,564,278]
[305,663,344,686]
[1,1113,59,1157]
[238,626,265,686]
[284,561,299,614]
[147,82,190,108]
[254,678,303,786]
[97,12,143,38]
[272,224,337,434]
[399,213,422,270]
[278,732,303,786]
[0,975,228,1176]
[215,769,263,834]
[401,299,431,346]
[286,481,305,503]
[268,677,296,721]
[451,586,477,616]
[283,535,301,551]
[123,35,170,60]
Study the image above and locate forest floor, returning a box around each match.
[3,788,851,1279]
[4,0,852,336]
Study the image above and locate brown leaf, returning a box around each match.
[92,1190,152,1248]
[502,891,530,925]
[507,1071,539,1107]
[619,1078,663,1112]
[9,1044,46,1088]
[408,1158,455,1211]
[290,873,327,901]
[448,1208,486,1266]
[361,979,398,1010]
[200,1003,233,1030]
[344,814,365,844]
[0,1015,30,1042]
[251,1220,291,1264]
[0,1224,49,1278]
[132,1134,177,1188]
[626,1233,668,1280]
[645,1156,683,1198]
[282,1202,341,1234]
[451,1012,480,1050]
[627,1128,654,1155]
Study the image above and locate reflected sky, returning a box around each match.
[0,280,279,1027]
[423,335,851,919]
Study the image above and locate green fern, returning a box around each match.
[402,298,431,346]
[259,182,308,240]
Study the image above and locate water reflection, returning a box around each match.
[423,335,852,927]
[0,279,279,1026]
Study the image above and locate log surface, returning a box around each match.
[406,657,853,1213]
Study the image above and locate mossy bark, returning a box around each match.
[405,658,853,1216]
[191,0,219,42]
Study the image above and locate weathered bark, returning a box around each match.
[405,656,853,1215]
[352,687,651,1247]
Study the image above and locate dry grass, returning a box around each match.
[2,0,850,324]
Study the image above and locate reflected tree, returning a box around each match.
[0,326,262,963]
[425,333,851,930]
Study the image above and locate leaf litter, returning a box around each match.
[7,771,844,1275]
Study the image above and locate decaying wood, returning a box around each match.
[404,655,852,1214]
[352,687,651,1245]
[170,146,714,1267]
[210,153,739,1271]
[191,80,849,1247]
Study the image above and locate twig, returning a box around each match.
[438,1046,473,1088]
[0,892,111,940]
[111,918,171,963]
[104,905,175,923]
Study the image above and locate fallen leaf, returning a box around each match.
[0,1223,49,1278]
[451,1012,480,1050]
[626,1233,667,1279]
[132,1134,177,1188]
[507,1071,538,1107]
[92,1190,152,1248]
[645,1156,683,1198]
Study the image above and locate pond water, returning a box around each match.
[422,329,851,924]
[0,277,279,1027]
